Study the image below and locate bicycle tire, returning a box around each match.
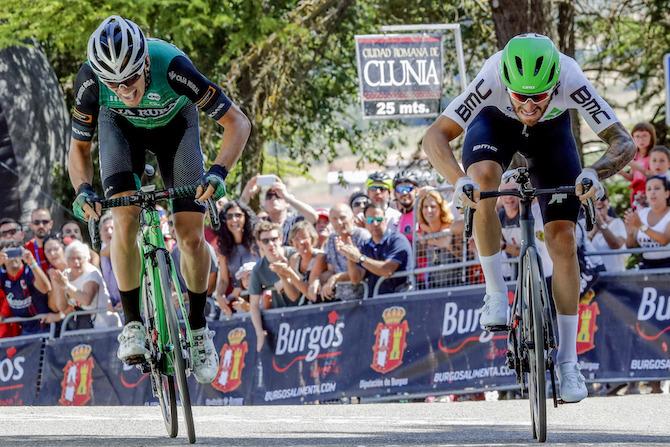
[156,250,196,444]
[142,265,177,437]
[523,248,547,442]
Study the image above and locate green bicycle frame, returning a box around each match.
[138,205,193,374]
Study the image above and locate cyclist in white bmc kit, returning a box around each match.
[423,34,636,403]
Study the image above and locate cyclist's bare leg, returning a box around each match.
[466,160,504,256]
[110,192,142,322]
[173,211,209,329]
[544,220,581,366]
[467,161,508,328]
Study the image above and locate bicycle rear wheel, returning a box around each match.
[142,266,177,438]
[156,250,196,444]
[523,248,547,442]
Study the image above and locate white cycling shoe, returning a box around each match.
[557,362,588,403]
[479,292,509,329]
[191,326,219,384]
[117,321,149,363]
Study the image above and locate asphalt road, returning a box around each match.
[0,394,668,446]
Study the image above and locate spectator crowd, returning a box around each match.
[0,122,667,395]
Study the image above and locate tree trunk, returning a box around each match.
[489,0,550,48]
[557,0,583,165]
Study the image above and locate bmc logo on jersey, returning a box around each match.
[455,79,492,123]
[472,144,498,152]
[569,86,611,124]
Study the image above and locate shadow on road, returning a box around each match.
[1,426,669,446]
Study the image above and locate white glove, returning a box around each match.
[575,168,604,200]
[453,176,480,209]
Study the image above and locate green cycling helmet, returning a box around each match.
[500,33,560,94]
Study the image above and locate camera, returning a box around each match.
[3,247,23,259]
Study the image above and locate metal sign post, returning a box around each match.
[665,53,670,126]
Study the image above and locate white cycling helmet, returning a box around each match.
[87,15,147,83]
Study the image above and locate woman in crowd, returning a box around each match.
[50,240,120,328]
[620,122,656,207]
[215,200,259,316]
[287,221,327,303]
[624,175,670,269]
[416,189,465,287]
[586,192,627,272]
[60,220,101,267]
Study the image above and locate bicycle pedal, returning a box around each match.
[484,324,509,333]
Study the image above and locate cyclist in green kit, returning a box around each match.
[68,15,251,383]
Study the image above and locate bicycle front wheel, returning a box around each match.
[523,247,547,442]
[142,262,178,438]
[156,250,196,444]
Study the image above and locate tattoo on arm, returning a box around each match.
[592,122,637,180]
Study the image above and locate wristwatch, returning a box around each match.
[640,224,649,233]
[358,255,368,264]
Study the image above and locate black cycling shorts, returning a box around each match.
[462,106,582,223]
[98,104,205,213]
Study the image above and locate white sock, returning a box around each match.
[556,314,579,365]
[479,252,507,295]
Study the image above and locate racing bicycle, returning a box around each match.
[88,182,220,444]
[462,167,595,442]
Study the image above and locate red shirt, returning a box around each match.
[0,290,21,339]
[24,239,50,271]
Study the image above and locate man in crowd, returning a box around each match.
[24,208,53,271]
[240,175,318,244]
[0,246,53,334]
[321,203,370,300]
[0,218,25,244]
[314,208,331,250]
[338,204,412,296]
[248,220,298,352]
[366,172,401,231]
[393,171,420,242]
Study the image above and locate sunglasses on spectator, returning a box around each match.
[226,212,244,220]
[260,236,280,245]
[366,216,384,224]
[395,185,415,195]
[105,70,143,90]
[507,88,553,105]
[352,199,369,208]
[265,192,280,200]
[1,228,20,237]
[368,185,388,192]
[32,219,51,226]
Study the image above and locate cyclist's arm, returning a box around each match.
[422,115,466,184]
[591,122,637,180]
[168,56,251,172]
[68,139,95,190]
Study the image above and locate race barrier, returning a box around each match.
[1,272,668,406]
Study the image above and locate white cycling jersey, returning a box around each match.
[442,51,619,135]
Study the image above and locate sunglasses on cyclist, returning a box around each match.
[0,228,20,237]
[366,216,384,224]
[368,185,389,193]
[351,199,369,208]
[395,185,415,195]
[260,236,280,245]
[105,70,143,90]
[507,88,553,105]
[32,219,51,226]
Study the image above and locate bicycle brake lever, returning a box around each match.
[463,184,476,239]
[581,179,596,232]
[88,217,101,252]
[207,198,220,231]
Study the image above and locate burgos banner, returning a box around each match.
[355,34,443,119]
